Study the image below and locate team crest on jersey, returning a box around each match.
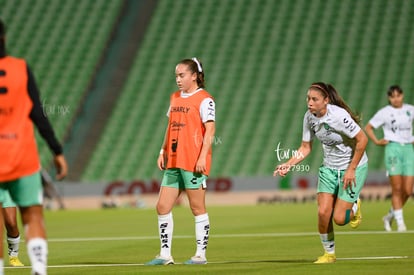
[323,123,330,130]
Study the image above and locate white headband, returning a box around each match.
[192,57,203,72]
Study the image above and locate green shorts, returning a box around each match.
[161,168,208,190]
[2,190,17,208]
[317,163,368,203]
[0,171,43,207]
[385,142,414,176]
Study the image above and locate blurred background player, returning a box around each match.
[0,18,68,275]
[365,85,414,232]
[1,169,66,268]
[146,58,215,265]
[41,169,65,210]
[274,82,368,264]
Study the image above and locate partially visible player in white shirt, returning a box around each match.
[274,82,368,264]
[365,85,414,232]
[302,104,368,170]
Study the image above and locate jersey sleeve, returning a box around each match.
[200,97,215,123]
[333,108,361,138]
[302,112,314,142]
[368,108,386,129]
[166,105,170,117]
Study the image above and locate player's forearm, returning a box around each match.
[348,131,368,170]
[364,124,379,144]
[284,142,312,166]
[160,124,169,152]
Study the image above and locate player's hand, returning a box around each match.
[376,139,389,146]
[54,154,68,180]
[273,163,290,177]
[342,169,356,190]
[195,158,207,173]
[157,153,166,170]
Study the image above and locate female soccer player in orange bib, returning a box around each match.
[0,18,68,275]
[146,58,215,265]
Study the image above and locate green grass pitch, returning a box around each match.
[6,200,414,274]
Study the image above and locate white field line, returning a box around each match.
[7,231,411,270]
[46,230,414,242]
[5,256,411,270]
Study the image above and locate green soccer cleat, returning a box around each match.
[145,255,174,265]
[314,252,336,264]
[350,198,362,229]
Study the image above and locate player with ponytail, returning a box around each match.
[146,58,215,265]
[274,82,368,264]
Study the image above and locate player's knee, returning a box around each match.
[156,203,172,215]
[333,216,346,226]
[392,186,403,195]
[317,207,332,220]
[333,209,351,226]
[190,205,206,216]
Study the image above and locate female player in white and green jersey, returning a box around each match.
[365,85,414,232]
[274,82,368,264]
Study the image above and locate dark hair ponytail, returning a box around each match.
[310,82,361,124]
[179,58,205,88]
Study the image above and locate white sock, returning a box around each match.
[352,202,358,215]
[195,213,210,258]
[385,208,394,219]
[393,209,405,227]
[7,235,20,257]
[0,259,4,275]
[27,238,48,275]
[319,232,335,254]
[158,212,173,258]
